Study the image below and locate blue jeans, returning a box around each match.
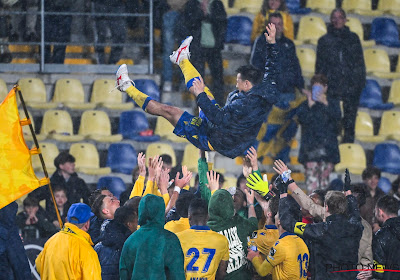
[162,11,180,82]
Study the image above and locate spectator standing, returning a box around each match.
[315,8,366,143]
[35,203,101,280]
[297,74,341,192]
[182,0,227,104]
[251,0,294,42]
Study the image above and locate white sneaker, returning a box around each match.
[115,64,134,92]
[163,81,172,92]
[170,36,192,65]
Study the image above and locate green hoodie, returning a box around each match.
[119,194,185,280]
[208,190,258,280]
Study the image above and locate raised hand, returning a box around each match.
[192,76,206,97]
[206,170,220,192]
[154,156,163,184]
[244,188,255,205]
[273,159,289,175]
[243,157,253,178]
[137,152,146,177]
[158,168,170,195]
[246,146,259,172]
[175,171,192,189]
[148,155,159,181]
[264,23,276,44]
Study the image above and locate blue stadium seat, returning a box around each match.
[132,79,160,105]
[118,110,160,142]
[359,79,394,110]
[378,177,392,194]
[225,16,253,46]
[373,143,400,174]
[97,176,127,199]
[106,143,138,174]
[286,0,312,13]
[370,17,400,47]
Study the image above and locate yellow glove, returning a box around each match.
[246,172,276,201]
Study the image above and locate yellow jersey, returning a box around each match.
[252,232,309,280]
[165,217,190,234]
[177,226,230,280]
[248,225,280,257]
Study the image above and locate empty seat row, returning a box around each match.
[355,110,400,142]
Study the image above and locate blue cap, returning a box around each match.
[67,203,94,224]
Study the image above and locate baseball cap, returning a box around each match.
[67,203,94,224]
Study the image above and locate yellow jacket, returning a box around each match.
[130,176,170,206]
[251,10,294,42]
[35,223,101,280]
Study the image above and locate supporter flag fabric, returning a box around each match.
[0,87,46,209]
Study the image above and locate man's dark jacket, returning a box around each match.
[280,195,363,279]
[373,216,400,280]
[316,25,366,99]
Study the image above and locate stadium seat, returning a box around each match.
[78,110,122,142]
[355,111,386,142]
[378,111,400,141]
[286,0,312,14]
[359,79,394,110]
[40,110,84,142]
[345,17,375,47]
[90,79,133,110]
[225,16,253,46]
[295,16,327,45]
[69,143,111,175]
[181,144,200,172]
[97,176,127,199]
[388,80,400,106]
[341,0,381,16]
[296,47,315,78]
[145,143,177,167]
[378,177,392,194]
[364,49,400,79]
[52,79,95,110]
[119,110,160,142]
[373,143,400,174]
[335,143,366,175]
[106,143,137,174]
[235,0,263,14]
[18,78,57,109]
[132,79,160,105]
[154,116,187,143]
[377,0,400,16]
[306,0,335,14]
[31,142,59,174]
[369,18,400,47]
[18,109,45,142]
[0,79,7,101]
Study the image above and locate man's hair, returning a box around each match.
[53,185,67,195]
[236,65,263,86]
[236,174,246,189]
[269,195,279,223]
[330,8,346,20]
[160,154,173,165]
[376,195,399,216]
[234,188,246,202]
[73,222,87,229]
[216,172,225,185]
[268,12,283,23]
[362,166,381,180]
[311,74,328,86]
[325,191,347,215]
[311,189,326,206]
[88,187,109,207]
[23,196,39,208]
[352,183,367,208]
[124,196,142,213]
[91,194,106,218]
[114,205,137,227]
[54,151,75,169]
[176,192,195,218]
[188,198,208,219]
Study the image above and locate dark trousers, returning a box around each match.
[44,15,72,63]
[342,91,361,143]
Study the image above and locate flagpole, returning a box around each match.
[14,85,64,229]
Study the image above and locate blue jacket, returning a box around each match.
[250,34,304,94]
[95,219,131,280]
[88,215,104,245]
[196,44,279,158]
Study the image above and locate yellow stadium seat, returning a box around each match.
[11,58,37,64]
[145,143,177,167]
[181,144,200,172]
[18,78,57,109]
[154,116,188,143]
[378,110,400,141]
[90,79,134,110]
[65,45,84,53]
[40,110,84,142]
[18,109,46,142]
[377,0,400,16]
[296,47,315,78]
[69,143,111,175]
[295,16,327,45]
[364,49,400,79]
[388,80,400,106]
[345,17,375,47]
[0,79,8,102]
[236,0,263,14]
[355,111,386,142]
[306,0,336,14]
[9,45,38,53]
[223,176,237,190]
[342,0,381,16]
[64,58,93,65]
[78,110,123,142]
[31,142,59,174]
[52,79,96,110]
[335,143,366,175]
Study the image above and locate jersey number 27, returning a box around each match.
[186,248,216,273]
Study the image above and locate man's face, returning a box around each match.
[236,73,249,92]
[375,207,384,225]
[365,175,379,191]
[102,196,120,218]
[331,11,346,29]
[269,17,283,38]
[274,212,280,228]
[233,190,246,211]
[59,161,75,175]
[54,190,67,207]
